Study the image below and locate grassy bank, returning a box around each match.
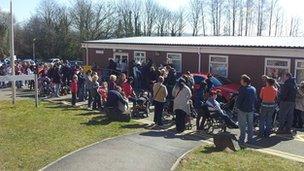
[177,145,304,171]
[0,100,145,170]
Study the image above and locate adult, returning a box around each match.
[277,73,297,134]
[85,70,93,109]
[153,76,168,126]
[106,87,129,121]
[51,65,61,97]
[172,78,192,133]
[294,81,304,128]
[259,78,278,138]
[235,75,257,144]
[206,91,238,128]
[77,67,86,102]
[205,73,214,93]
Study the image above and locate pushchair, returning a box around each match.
[185,100,198,130]
[39,77,53,97]
[130,91,151,118]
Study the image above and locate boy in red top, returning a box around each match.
[70,75,78,106]
[259,78,278,138]
[121,77,135,99]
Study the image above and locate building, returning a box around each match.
[81,36,304,88]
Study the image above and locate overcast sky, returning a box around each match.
[0,0,304,26]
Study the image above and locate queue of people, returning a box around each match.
[3,57,304,145]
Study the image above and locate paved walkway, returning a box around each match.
[32,93,304,170]
[42,130,206,171]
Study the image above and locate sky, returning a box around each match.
[0,0,304,25]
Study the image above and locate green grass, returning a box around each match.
[177,145,304,171]
[0,100,146,170]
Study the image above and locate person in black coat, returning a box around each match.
[278,73,297,134]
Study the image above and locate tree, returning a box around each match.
[143,0,158,36]
[0,10,10,57]
[189,0,202,36]
[268,0,278,36]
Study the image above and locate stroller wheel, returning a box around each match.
[204,118,214,134]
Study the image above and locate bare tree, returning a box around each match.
[155,7,170,36]
[189,0,202,36]
[70,0,115,40]
[177,9,186,36]
[238,0,244,36]
[143,0,158,36]
[244,0,254,36]
[268,0,278,36]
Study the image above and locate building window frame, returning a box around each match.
[134,51,146,64]
[264,58,290,83]
[209,55,229,77]
[295,59,304,84]
[167,53,182,73]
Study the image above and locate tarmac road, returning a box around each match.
[42,130,206,171]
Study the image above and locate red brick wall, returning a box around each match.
[87,47,299,89]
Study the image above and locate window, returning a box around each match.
[167,53,182,73]
[209,55,229,77]
[134,51,146,64]
[295,60,304,84]
[265,58,290,83]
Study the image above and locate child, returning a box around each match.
[70,74,78,107]
[91,75,101,110]
[98,81,108,107]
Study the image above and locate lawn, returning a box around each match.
[177,145,304,171]
[0,100,146,170]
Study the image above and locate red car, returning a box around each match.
[192,73,240,102]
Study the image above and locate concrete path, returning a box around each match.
[42,130,206,171]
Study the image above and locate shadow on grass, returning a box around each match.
[82,115,112,126]
[200,146,222,154]
[121,123,150,129]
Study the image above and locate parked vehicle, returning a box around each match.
[69,60,84,67]
[23,59,36,65]
[47,58,61,65]
[192,73,240,102]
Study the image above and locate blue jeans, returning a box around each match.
[259,104,276,137]
[54,83,61,97]
[238,110,254,144]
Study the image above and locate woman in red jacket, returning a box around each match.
[70,75,78,106]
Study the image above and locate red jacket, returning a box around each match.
[70,80,78,93]
[121,81,134,98]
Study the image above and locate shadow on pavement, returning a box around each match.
[252,135,290,148]
[139,130,208,142]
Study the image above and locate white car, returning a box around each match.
[48,58,61,65]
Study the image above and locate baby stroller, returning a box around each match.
[185,100,198,130]
[130,91,151,118]
[163,98,174,119]
[39,77,53,97]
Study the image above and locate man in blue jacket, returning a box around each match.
[236,74,257,145]
[278,73,297,134]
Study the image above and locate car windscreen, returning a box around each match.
[193,75,222,87]
[215,75,232,85]
[210,77,222,87]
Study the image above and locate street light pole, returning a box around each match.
[33,38,36,61]
[10,0,16,105]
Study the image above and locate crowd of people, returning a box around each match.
[1,58,304,146]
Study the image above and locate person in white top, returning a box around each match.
[172,78,192,133]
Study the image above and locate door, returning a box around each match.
[113,53,129,73]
